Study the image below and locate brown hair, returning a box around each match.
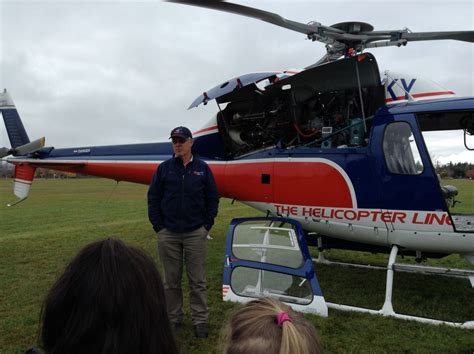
[222,298,323,354]
[40,238,178,354]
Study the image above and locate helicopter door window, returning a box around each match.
[231,220,304,269]
[223,217,327,314]
[383,122,424,175]
[230,267,313,305]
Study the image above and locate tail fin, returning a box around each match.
[0,89,45,158]
[0,89,40,206]
[0,89,30,148]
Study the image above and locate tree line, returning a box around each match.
[435,162,474,179]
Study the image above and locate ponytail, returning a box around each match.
[222,298,323,354]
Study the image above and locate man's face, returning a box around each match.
[172,136,193,158]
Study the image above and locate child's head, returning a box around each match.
[40,238,178,354]
[223,297,323,354]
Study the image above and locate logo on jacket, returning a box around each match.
[193,170,204,176]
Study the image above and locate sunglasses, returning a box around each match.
[172,137,188,144]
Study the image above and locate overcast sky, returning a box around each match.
[0,0,473,164]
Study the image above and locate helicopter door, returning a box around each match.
[378,115,453,236]
[222,217,328,316]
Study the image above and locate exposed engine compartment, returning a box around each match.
[217,75,384,157]
[187,53,386,157]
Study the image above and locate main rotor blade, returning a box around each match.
[166,0,344,36]
[401,31,474,43]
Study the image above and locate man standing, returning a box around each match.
[147,126,219,339]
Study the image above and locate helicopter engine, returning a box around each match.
[219,89,367,155]
[212,54,385,156]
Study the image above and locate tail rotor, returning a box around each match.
[0,137,46,158]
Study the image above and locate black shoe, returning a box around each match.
[194,323,208,338]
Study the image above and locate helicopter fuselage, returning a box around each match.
[3,54,474,258]
[6,97,474,257]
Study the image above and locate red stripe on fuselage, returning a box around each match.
[385,91,455,102]
[20,161,159,185]
[193,125,218,135]
[273,161,353,207]
[84,162,158,184]
[219,161,353,208]
[15,159,354,207]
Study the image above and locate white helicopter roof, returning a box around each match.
[383,70,457,105]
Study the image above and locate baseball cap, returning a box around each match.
[170,126,192,140]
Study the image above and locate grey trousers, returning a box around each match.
[157,226,208,325]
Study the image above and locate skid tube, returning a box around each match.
[314,245,474,329]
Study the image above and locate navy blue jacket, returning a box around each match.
[147,155,219,233]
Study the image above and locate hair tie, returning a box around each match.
[276,311,291,327]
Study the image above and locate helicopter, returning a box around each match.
[1,0,474,327]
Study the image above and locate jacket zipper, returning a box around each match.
[179,168,185,232]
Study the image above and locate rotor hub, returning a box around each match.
[330,22,374,34]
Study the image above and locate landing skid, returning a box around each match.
[314,245,474,329]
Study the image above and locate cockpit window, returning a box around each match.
[383,122,424,175]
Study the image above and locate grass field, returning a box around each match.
[0,178,473,353]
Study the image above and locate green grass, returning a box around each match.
[0,178,473,353]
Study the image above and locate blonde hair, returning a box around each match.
[222,298,323,354]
